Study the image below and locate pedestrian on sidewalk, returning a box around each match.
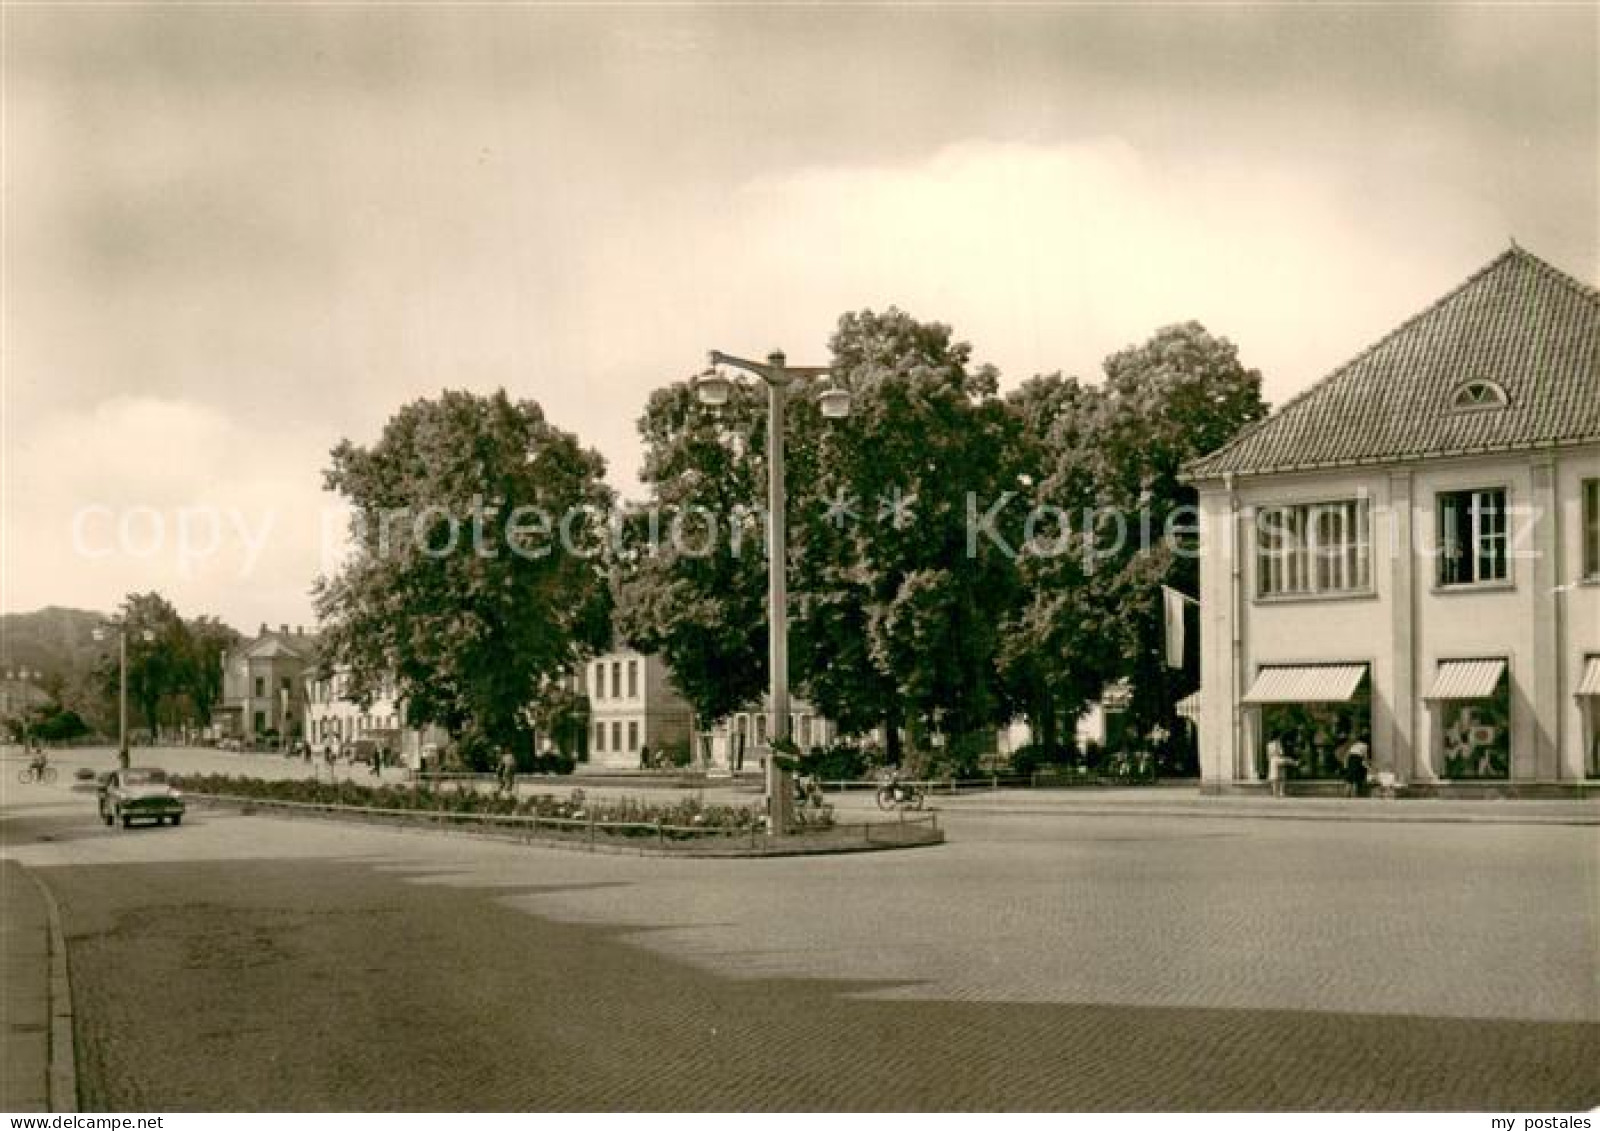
[1266,737,1297,798]
[1343,735,1371,797]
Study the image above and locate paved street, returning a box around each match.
[2,749,1597,1110]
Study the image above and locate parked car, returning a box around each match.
[98,768,185,829]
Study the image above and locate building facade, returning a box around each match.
[217,624,319,743]
[1187,248,1600,792]
[701,694,838,775]
[582,647,695,770]
[303,670,406,753]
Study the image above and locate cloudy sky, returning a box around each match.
[3,4,1596,630]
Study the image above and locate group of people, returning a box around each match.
[1265,732,1371,797]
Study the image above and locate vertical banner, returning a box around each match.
[1162,585,1191,670]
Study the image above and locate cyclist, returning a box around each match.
[27,740,49,780]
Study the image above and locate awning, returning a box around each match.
[1243,664,1367,704]
[1576,657,1600,698]
[1424,659,1506,701]
[1175,691,1202,721]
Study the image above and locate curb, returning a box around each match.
[24,870,77,1113]
[928,801,1600,827]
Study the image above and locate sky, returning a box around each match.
[3,3,1596,631]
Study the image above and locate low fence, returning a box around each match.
[188,791,941,854]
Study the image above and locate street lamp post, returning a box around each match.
[93,621,154,768]
[697,349,850,833]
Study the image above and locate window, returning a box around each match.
[1438,488,1508,586]
[254,676,265,697]
[1451,379,1509,411]
[611,721,622,751]
[592,663,604,699]
[627,660,638,699]
[1257,500,1371,597]
[611,662,621,699]
[1584,479,1599,580]
[628,721,639,751]
[280,677,291,693]
[756,714,768,744]
[594,722,605,752]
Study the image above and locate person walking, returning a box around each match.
[1343,735,1371,797]
[1266,737,1297,798]
[497,748,516,798]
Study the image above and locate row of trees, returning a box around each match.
[315,313,1265,766]
[618,312,1265,767]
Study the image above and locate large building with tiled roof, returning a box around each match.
[1185,246,1599,793]
[216,623,321,744]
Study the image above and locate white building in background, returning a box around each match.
[1186,247,1600,794]
[582,647,694,770]
[303,669,410,757]
[701,693,838,775]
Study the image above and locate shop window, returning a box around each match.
[1438,670,1510,780]
[1438,488,1507,586]
[1257,681,1372,779]
[1257,500,1371,597]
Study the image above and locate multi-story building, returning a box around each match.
[217,624,319,743]
[582,647,694,770]
[303,669,407,754]
[1186,247,1599,793]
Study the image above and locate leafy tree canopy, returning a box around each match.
[315,389,614,752]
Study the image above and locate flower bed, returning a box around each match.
[169,773,774,836]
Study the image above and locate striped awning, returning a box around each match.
[1242,664,1367,704]
[1424,659,1506,701]
[1576,657,1600,698]
[1175,691,1202,721]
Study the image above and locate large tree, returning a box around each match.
[614,379,773,740]
[183,616,240,727]
[1011,322,1267,748]
[790,308,1021,765]
[99,592,191,738]
[314,390,614,762]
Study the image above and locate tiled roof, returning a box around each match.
[1185,247,1600,480]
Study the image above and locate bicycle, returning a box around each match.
[17,764,58,785]
[875,775,925,812]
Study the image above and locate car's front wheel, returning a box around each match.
[170,814,182,827]
[120,810,131,829]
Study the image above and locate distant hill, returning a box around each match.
[0,606,109,678]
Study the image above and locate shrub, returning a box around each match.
[799,743,868,782]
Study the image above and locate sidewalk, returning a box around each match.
[917,784,1600,826]
[1,859,72,1112]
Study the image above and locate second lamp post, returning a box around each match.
[93,621,154,769]
[696,349,850,832]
